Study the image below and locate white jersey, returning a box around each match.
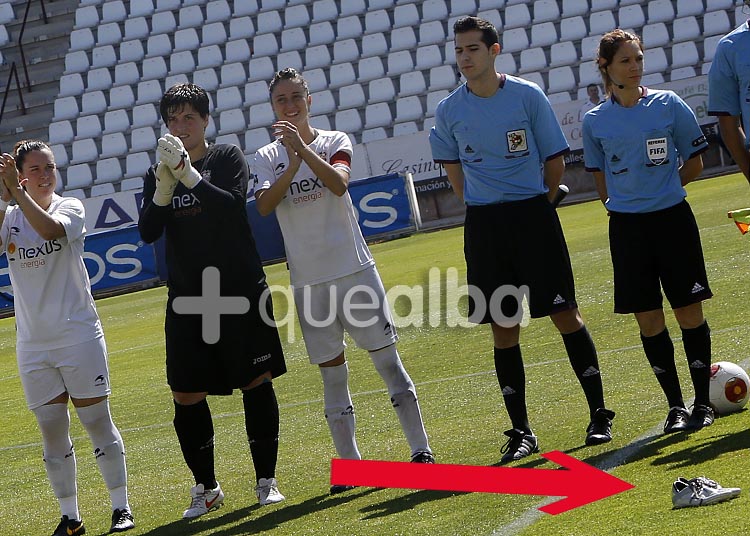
[0,194,102,351]
[254,129,374,286]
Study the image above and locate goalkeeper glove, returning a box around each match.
[153,162,178,206]
[157,134,202,189]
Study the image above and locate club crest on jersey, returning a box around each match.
[506,129,528,153]
[646,137,668,165]
[200,170,212,183]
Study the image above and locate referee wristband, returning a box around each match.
[0,199,8,212]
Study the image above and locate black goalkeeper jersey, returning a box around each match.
[138,143,266,303]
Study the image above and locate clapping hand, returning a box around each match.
[157,134,202,189]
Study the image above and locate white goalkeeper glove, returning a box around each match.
[152,162,178,206]
[157,134,202,189]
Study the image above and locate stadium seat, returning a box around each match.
[197,45,223,69]
[619,0,643,5]
[340,0,366,16]
[201,23,226,47]
[309,21,335,46]
[359,128,385,143]
[53,97,79,121]
[391,27,417,52]
[81,91,107,115]
[548,92,572,104]
[393,4,419,28]
[232,0,258,16]
[362,33,389,58]
[444,40,456,64]
[248,103,275,128]
[560,16,587,41]
[647,0,675,24]
[670,41,699,69]
[419,21,446,46]
[530,22,557,48]
[703,11,731,37]
[670,66,696,81]
[448,0,474,16]
[523,72,546,92]
[109,85,135,110]
[365,10,391,34]
[369,78,396,103]
[333,39,360,64]
[495,53,517,74]
[193,68,219,92]
[225,39,251,63]
[703,34,724,63]
[358,57,385,83]
[422,117,436,132]
[589,11,616,36]
[393,121,419,137]
[244,81,269,107]
[277,51,303,72]
[59,74,85,98]
[312,0,338,22]
[329,62,357,88]
[215,133,242,149]
[422,0,449,22]
[365,102,393,128]
[119,40,144,63]
[387,50,415,76]
[124,152,152,179]
[152,11,177,34]
[65,51,89,74]
[547,66,576,93]
[302,69,327,93]
[335,109,362,133]
[124,17,149,40]
[179,5,203,29]
[132,103,159,129]
[63,188,86,200]
[426,89,450,116]
[416,45,443,69]
[477,9,503,31]
[368,0,394,8]
[102,1,127,23]
[65,164,94,189]
[337,15,363,40]
[70,29,95,52]
[129,0,155,18]
[71,139,98,164]
[399,71,427,97]
[229,16,256,40]
[578,61,601,86]
[130,126,157,152]
[305,45,331,70]
[618,5,645,29]
[478,0,505,8]
[142,57,168,82]
[644,48,668,74]
[675,0,702,17]
[310,90,336,116]
[87,68,112,91]
[75,6,99,28]
[520,47,547,73]
[706,0,733,9]
[285,4,310,29]
[0,26,8,47]
[253,33,279,57]
[103,109,130,134]
[533,0,560,23]
[223,62,251,86]
[100,133,128,158]
[120,177,144,191]
[136,80,163,106]
[50,144,70,168]
[206,0,231,22]
[245,128,272,155]
[280,28,306,52]
[429,65,457,90]
[170,51,196,75]
[505,4,531,29]
[581,34,603,60]
[146,34,172,58]
[642,23,670,48]
[641,73,665,86]
[502,28,529,54]
[90,182,116,196]
[333,84,361,111]
[562,0,588,17]
[550,41,578,67]
[94,159,122,184]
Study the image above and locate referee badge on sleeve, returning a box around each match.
[646,137,668,165]
[506,129,528,153]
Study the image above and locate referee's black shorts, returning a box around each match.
[609,199,712,314]
[165,284,287,394]
[464,194,578,324]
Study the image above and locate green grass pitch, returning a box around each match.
[1,172,749,535]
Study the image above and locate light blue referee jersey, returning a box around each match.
[582,88,708,213]
[429,75,569,206]
[708,20,750,148]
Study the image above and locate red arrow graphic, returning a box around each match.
[330,450,634,515]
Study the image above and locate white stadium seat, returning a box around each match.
[670,67,696,81]
[245,81,270,106]
[75,6,99,28]
[387,50,414,76]
[120,40,145,63]
[310,90,336,115]
[70,29,95,51]
[560,16,587,41]
[676,0,702,17]
[179,5,203,29]
[530,22,557,48]
[223,61,251,85]
[642,23,670,48]
[393,4,419,29]
[644,48,668,74]
[90,183,116,197]
[109,85,135,110]
[169,51,196,75]
[81,91,107,115]
[578,61,601,86]
[358,57,385,83]
[102,1,127,23]
[419,21,446,46]
[95,158,122,184]
[152,11,177,34]
[422,0,449,23]
[399,71,427,96]
[520,47,547,73]
[703,11,731,38]
[533,0,560,23]
[450,0,476,16]
[703,35,724,63]
[365,102,393,128]
[197,45,223,69]
[550,41,578,67]
[335,109,363,133]
[54,97,79,121]
[309,21,335,46]
[361,128,387,143]
[304,45,331,70]
[201,23,227,47]
[65,164,93,189]
[146,34,172,58]
[523,72,545,92]
[130,126,157,152]
[253,33,279,57]
[50,144,70,168]
[368,78,396,103]
[302,69,327,93]
[71,139,98,164]
[132,103,159,129]
[59,74,85,98]
[120,177,144,191]
[333,39,360,64]
[142,57,168,81]
[495,53,517,75]
[281,28,306,52]
[562,0,588,17]
[87,68,112,91]
[340,0,367,16]
[100,133,128,158]
[206,0,231,23]
[124,17,149,40]
[416,45,443,70]
[65,51,89,74]
[248,103,275,128]
[365,10,391,34]
[229,17,256,40]
[337,15,363,40]
[362,33,389,58]
[129,0,155,18]
[312,0,338,22]
[339,83,366,109]
[589,11,616,36]
[277,51,303,72]
[581,34,603,61]
[670,41,699,69]
[618,5,645,29]
[426,89,450,116]
[285,4,310,29]
[547,66,576,93]
[706,0,733,10]
[124,152,152,179]
[477,9,503,31]
[641,73,665,86]
[328,63,356,88]
[226,39,251,63]
[393,121,419,136]
[390,27,417,52]
[548,92,572,104]
[502,28,529,54]
[647,0,675,24]
[103,109,130,134]
[245,128,272,155]
[504,4,531,29]
[192,68,219,92]
[396,96,423,122]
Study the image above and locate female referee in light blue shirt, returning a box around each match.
[582,29,713,434]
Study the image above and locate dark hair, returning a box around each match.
[453,16,499,48]
[596,29,643,92]
[269,67,309,97]
[587,83,599,91]
[159,83,210,124]
[13,140,51,171]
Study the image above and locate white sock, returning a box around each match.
[34,403,79,520]
[320,363,361,460]
[370,345,431,456]
[76,400,130,511]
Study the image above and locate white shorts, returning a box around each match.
[294,266,398,364]
[17,336,111,410]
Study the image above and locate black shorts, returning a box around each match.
[464,194,577,324]
[165,285,287,394]
[609,200,713,314]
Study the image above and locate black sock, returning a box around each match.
[641,328,685,408]
[173,399,216,489]
[682,321,712,406]
[243,381,280,482]
[562,326,606,419]
[494,346,530,433]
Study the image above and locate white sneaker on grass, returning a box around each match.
[672,477,740,508]
[256,477,285,506]
[183,482,225,519]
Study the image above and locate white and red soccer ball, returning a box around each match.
[708,361,750,415]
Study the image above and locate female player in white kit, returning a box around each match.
[582,30,714,434]
[254,68,433,494]
[0,141,134,535]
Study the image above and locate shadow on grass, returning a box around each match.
[138,488,379,535]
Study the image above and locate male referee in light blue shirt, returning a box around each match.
[429,16,615,463]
